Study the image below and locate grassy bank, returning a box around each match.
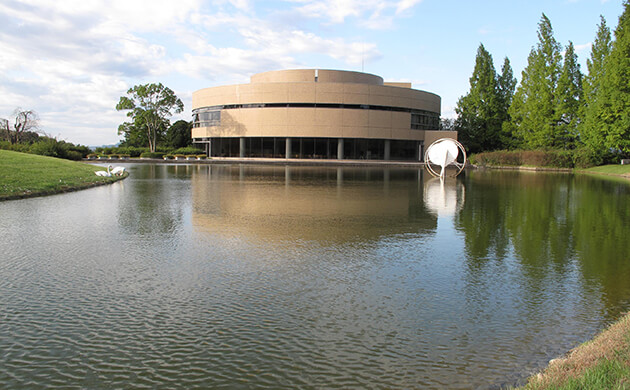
[581,164,630,177]
[0,149,125,200]
[519,312,630,389]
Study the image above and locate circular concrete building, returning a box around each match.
[192,69,454,160]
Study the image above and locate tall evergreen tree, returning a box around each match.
[509,14,563,149]
[555,41,583,148]
[497,57,517,147]
[581,16,612,152]
[454,44,503,153]
[599,1,630,154]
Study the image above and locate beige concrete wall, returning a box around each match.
[193,108,426,141]
[251,69,383,85]
[192,82,440,113]
[192,69,443,143]
[423,131,458,147]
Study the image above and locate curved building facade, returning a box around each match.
[192,69,455,160]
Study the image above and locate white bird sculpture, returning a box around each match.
[95,165,112,177]
[424,138,467,178]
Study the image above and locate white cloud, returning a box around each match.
[574,42,592,55]
[287,0,422,28]
[395,0,423,15]
[0,0,389,144]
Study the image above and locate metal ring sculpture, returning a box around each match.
[424,138,467,178]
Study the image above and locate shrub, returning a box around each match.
[30,138,65,158]
[65,150,84,161]
[140,151,165,158]
[173,146,203,155]
[470,150,522,166]
[471,149,577,168]
[112,146,147,157]
[0,141,31,153]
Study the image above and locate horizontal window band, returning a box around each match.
[193,103,438,116]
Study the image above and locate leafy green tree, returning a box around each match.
[455,44,504,153]
[555,41,583,148]
[598,1,630,154]
[581,16,613,153]
[509,14,563,149]
[165,120,193,149]
[117,115,167,148]
[116,83,184,152]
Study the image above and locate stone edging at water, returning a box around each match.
[471,164,573,173]
[84,157,430,168]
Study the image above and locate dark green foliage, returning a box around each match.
[572,147,606,168]
[470,149,590,168]
[581,16,613,153]
[455,44,511,153]
[165,120,193,149]
[510,14,564,149]
[597,1,630,154]
[0,137,90,161]
[555,41,583,148]
[172,146,203,155]
[94,146,148,157]
[140,151,166,158]
[29,138,85,160]
[440,118,455,131]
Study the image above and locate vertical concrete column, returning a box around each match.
[337,138,344,160]
[206,140,211,157]
[416,142,422,161]
[285,137,291,159]
[239,137,246,158]
[384,139,391,161]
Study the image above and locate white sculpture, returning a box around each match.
[424,138,467,178]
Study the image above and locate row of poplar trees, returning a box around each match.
[455,1,630,157]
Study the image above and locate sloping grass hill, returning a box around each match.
[0,149,124,200]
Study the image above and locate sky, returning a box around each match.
[0,0,625,146]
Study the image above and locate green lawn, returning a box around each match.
[519,313,630,389]
[0,149,124,200]
[580,164,630,175]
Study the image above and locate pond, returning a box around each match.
[1,164,629,389]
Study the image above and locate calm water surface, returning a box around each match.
[1,164,630,389]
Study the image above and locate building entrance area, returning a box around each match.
[198,137,423,161]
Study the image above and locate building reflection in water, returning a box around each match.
[189,165,448,244]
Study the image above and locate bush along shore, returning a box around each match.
[518,312,630,389]
[470,149,630,177]
[0,150,126,201]
[469,149,617,169]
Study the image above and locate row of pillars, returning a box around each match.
[205,137,406,161]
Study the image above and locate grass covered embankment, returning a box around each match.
[581,164,630,177]
[0,149,125,200]
[520,312,630,389]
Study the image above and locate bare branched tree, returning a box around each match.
[3,108,39,144]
